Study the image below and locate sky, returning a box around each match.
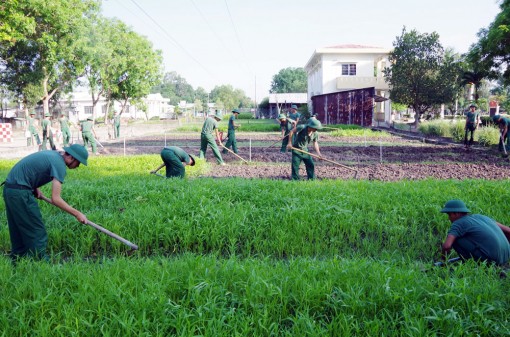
[101,0,502,103]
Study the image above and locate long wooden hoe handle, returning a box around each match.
[264,134,288,150]
[290,147,358,173]
[40,196,139,250]
[150,171,166,178]
[501,133,508,155]
[220,143,249,163]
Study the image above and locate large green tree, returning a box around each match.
[472,0,510,85]
[270,67,307,93]
[383,28,461,126]
[0,0,100,116]
[151,72,195,105]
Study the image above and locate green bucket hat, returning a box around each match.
[307,118,323,130]
[440,200,470,213]
[492,115,501,123]
[232,108,240,114]
[278,113,287,120]
[469,104,477,109]
[87,116,93,121]
[29,111,36,115]
[291,104,298,109]
[213,112,222,120]
[64,144,89,166]
[44,112,51,117]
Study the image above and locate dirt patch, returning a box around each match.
[98,133,510,181]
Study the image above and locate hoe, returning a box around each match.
[290,147,358,179]
[41,196,138,250]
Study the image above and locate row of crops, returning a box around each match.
[0,155,509,336]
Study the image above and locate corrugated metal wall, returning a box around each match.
[311,87,374,127]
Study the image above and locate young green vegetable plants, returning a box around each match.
[0,156,509,336]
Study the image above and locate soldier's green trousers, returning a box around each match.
[3,187,48,262]
[82,131,97,154]
[61,128,71,146]
[223,129,237,154]
[291,148,315,180]
[199,133,224,164]
[41,130,56,150]
[161,148,185,178]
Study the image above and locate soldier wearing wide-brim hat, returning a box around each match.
[287,118,323,180]
[80,116,98,154]
[277,113,296,153]
[223,109,241,155]
[440,199,510,265]
[199,111,225,165]
[464,104,480,150]
[492,114,510,156]
[26,111,41,147]
[58,112,71,146]
[41,112,56,151]
[288,104,301,124]
[2,144,89,263]
[151,146,195,178]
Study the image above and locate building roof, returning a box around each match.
[268,93,308,104]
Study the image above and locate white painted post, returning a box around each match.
[123,137,126,156]
[249,138,252,162]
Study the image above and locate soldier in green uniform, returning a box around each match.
[2,144,89,263]
[80,116,98,155]
[287,118,323,180]
[440,199,510,265]
[278,113,296,153]
[113,110,122,138]
[288,104,301,124]
[464,104,480,149]
[26,111,41,147]
[58,112,72,146]
[223,109,240,154]
[41,112,56,151]
[199,111,225,165]
[492,114,510,156]
[151,146,195,178]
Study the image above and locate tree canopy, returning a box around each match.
[383,27,462,125]
[471,0,510,85]
[270,67,307,93]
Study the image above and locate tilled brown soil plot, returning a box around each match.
[99,132,510,181]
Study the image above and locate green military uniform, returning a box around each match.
[289,105,301,123]
[3,151,67,261]
[464,106,479,147]
[493,115,510,153]
[279,116,296,153]
[448,214,510,265]
[27,114,41,146]
[291,124,319,180]
[113,113,121,138]
[223,110,239,154]
[59,115,71,146]
[199,115,224,164]
[161,146,192,178]
[41,113,56,151]
[81,118,97,154]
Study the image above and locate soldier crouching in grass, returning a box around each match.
[440,199,510,266]
[2,144,89,264]
[151,146,195,178]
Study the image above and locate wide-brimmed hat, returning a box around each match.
[492,115,501,122]
[64,144,89,166]
[278,113,287,120]
[44,112,51,117]
[87,116,93,121]
[232,108,240,114]
[213,111,222,120]
[469,104,477,108]
[291,104,298,110]
[189,154,196,166]
[440,199,470,213]
[307,118,323,130]
[29,111,36,115]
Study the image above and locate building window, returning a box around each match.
[342,64,356,76]
[84,106,93,115]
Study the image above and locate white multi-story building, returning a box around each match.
[305,44,392,125]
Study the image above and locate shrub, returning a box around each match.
[450,120,466,142]
[477,126,500,146]
[237,113,254,119]
[418,120,452,137]
[149,116,160,121]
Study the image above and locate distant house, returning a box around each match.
[305,44,392,126]
[55,91,172,122]
[268,93,308,119]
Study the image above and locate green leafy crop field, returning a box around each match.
[0,155,509,336]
